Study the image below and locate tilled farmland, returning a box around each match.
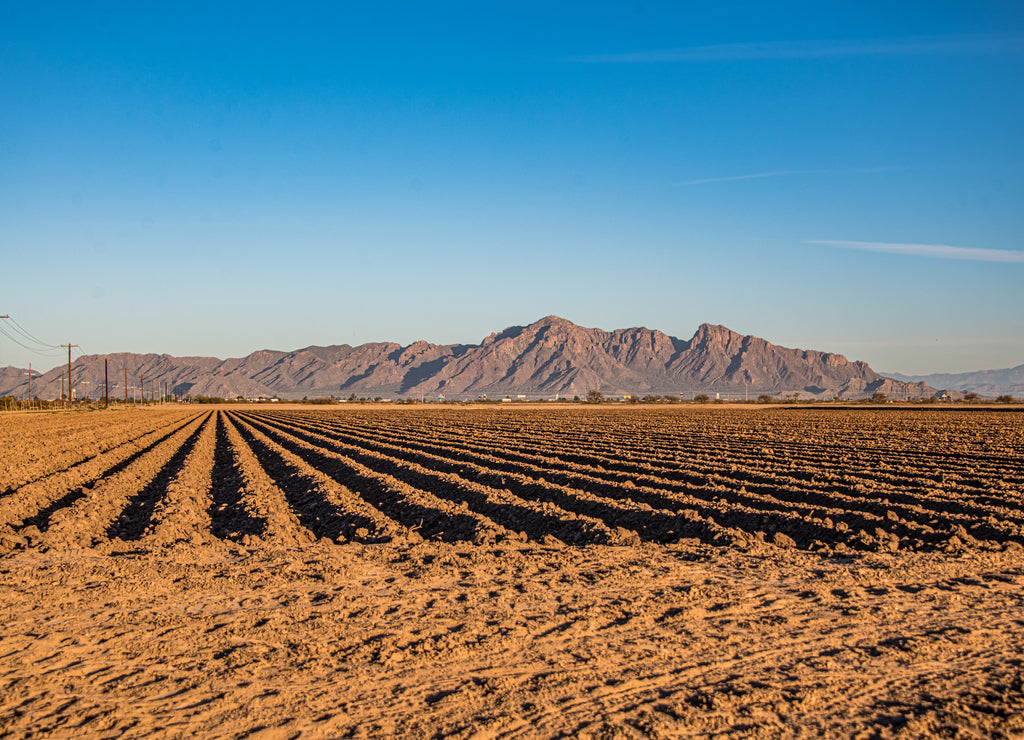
[1,405,1023,738]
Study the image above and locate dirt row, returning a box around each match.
[1,407,1021,555]
[0,409,197,495]
[248,408,1024,553]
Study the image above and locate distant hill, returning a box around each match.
[1,316,936,401]
[883,365,1024,397]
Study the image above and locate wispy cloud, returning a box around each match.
[567,34,1024,63]
[812,240,1024,264]
[678,170,818,186]
[676,166,911,187]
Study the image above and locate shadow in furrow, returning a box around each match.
[242,414,611,545]
[107,417,210,541]
[320,419,988,537]
[209,413,266,541]
[248,414,894,551]
[228,416,389,543]
[234,415,483,543]
[266,419,750,545]
[20,417,202,533]
[0,417,196,501]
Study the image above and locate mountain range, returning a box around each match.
[882,365,1024,397]
[1,316,941,401]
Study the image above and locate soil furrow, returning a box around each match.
[2,414,205,533]
[208,412,275,542]
[233,413,509,544]
[0,411,197,497]
[303,411,1021,543]
[225,413,417,543]
[141,411,221,546]
[38,413,210,548]
[107,414,214,541]
[240,412,615,546]
[257,412,900,550]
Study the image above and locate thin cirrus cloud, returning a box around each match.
[811,240,1024,264]
[676,167,904,187]
[566,34,1024,63]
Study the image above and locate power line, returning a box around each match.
[1,317,60,349]
[0,323,64,356]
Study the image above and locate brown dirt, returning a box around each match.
[1,405,1023,738]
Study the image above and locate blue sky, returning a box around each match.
[2,2,1022,374]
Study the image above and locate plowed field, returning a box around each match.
[1,405,1022,738]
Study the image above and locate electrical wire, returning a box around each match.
[1,317,61,349]
[0,324,65,356]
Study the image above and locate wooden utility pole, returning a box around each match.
[124,368,128,404]
[104,359,109,407]
[61,344,78,405]
[140,373,144,405]
[27,363,31,405]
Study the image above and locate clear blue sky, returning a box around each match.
[2,1,1022,374]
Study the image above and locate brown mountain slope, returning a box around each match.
[0,317,934,400]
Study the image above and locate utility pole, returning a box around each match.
[61,344,78,406]
[104,359,109,408]
[140,372,144,405]
[0,316,9,406]
[124,368,128,404]
[27,363,31,406]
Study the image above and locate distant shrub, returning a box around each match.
[586,390,605,404]
[870,392,888,404]
[693,394,710,404]
[996,394,1015,404]
[963,392,979,402]
[757,394,774,404]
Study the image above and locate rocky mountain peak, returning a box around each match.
[0,317,937,400]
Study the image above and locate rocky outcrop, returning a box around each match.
[0,317,937,400]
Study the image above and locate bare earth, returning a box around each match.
[1,405,1022,738]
